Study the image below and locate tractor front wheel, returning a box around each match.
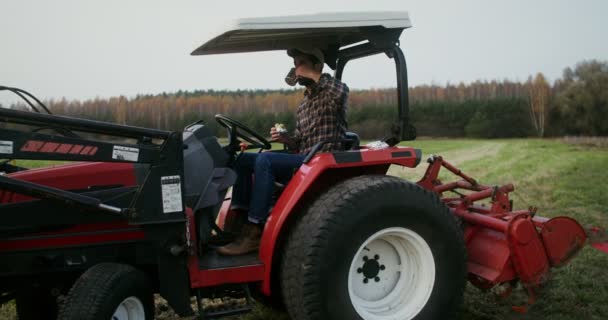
[58,263,154,320]
[280,175,466,320]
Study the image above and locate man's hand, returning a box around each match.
[295,64,321,83]
[270,126,289,144]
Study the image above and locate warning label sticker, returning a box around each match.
[161,175,183,214]
[0,141,13,154]
[112,145,139,162]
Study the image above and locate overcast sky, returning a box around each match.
[1,0,607,106]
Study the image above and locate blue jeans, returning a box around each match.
[231,152,305,224]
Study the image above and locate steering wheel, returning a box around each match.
[215,114,272,152]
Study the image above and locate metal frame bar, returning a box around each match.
[0,175,125,215]
[0,109,176,219]
[0,109,179,219]
[0,107,188,224]
[333,41,415,145]
[0,127,160,163]
[0,108,171,139]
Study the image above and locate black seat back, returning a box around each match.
[344,132,360,150]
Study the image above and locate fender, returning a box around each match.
[257,146,421,295]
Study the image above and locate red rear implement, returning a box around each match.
[417,155,600,309]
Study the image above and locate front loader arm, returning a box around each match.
[0,106,194,316]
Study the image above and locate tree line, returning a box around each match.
[7,60,607,139]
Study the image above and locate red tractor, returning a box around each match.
[1,11,606,320]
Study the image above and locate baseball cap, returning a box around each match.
[287,48,325,65]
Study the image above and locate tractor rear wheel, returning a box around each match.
[58,263,154,320]
[280,175,466,320]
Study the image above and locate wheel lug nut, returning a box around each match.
[375,277,380,282]
[357,268,362,274]
[380,265,386,270]
[374,254,379,260]
[363,278,369,284]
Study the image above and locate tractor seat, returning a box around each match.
[273,132,360,193]
[344,132,360,150]
[274,132,361,196]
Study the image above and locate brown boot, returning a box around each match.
[223,209,248,234]
[216,223,262,255]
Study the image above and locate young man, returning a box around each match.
[217,48,349,255]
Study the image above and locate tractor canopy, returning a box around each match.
[191,11,411,67]
[191,11,416,142]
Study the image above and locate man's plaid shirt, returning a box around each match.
[291,74,349,154]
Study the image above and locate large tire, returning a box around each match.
[280,175,466,320]
[58,263,154,320]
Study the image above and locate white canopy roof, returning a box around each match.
[191,11,411,56]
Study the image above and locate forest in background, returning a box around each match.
[5,60,607,139]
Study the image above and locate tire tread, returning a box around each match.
[57,263,152,320]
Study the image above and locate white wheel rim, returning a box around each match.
[348,227,435,320]
[111,296,146,320]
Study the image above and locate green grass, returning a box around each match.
[2,139,607,319]
[0,301,15,319]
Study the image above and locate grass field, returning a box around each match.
[1,138,607,319]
